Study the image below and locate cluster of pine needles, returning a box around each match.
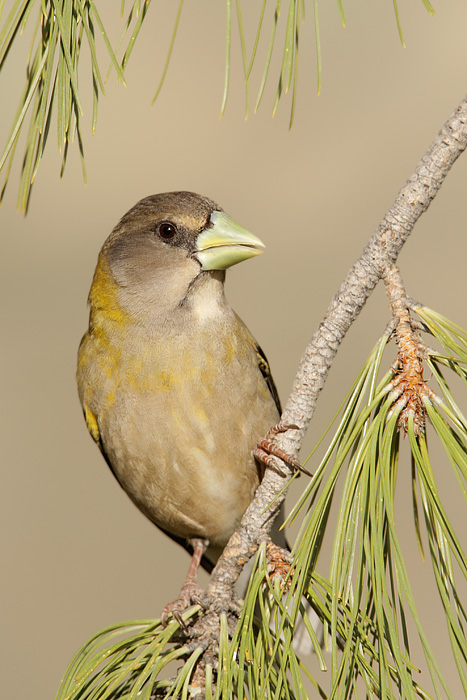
[1,0,436,210]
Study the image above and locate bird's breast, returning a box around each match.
[77,310,278,546]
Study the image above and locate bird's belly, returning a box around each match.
[99,387,265,547]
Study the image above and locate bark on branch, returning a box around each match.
[202,94,467,620]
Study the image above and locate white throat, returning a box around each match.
[189,272,229,323]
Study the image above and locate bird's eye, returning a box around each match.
[158,222,177,240]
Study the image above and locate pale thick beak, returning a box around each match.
[194,211,265,270]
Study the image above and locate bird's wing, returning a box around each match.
[255,342,282,416]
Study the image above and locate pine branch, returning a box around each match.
[204,93,467,615]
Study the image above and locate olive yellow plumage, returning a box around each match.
[77,192,281,621]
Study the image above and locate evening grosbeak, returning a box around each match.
[77,191,291,625]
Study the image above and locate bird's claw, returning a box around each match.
[161,581,207,632]
[191,592,209,611]
[254,423,312,477]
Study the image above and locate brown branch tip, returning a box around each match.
[384,265,437,436]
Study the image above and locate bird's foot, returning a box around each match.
[161,537,209,632]
[255,423,312,477]
[161,581,208,631]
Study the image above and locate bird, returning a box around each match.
[76,191,292,626]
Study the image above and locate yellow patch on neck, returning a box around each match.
[88,254,130,329]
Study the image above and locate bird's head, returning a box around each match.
[90,191,265,322]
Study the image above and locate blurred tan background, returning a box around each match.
[2,2,467,698]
